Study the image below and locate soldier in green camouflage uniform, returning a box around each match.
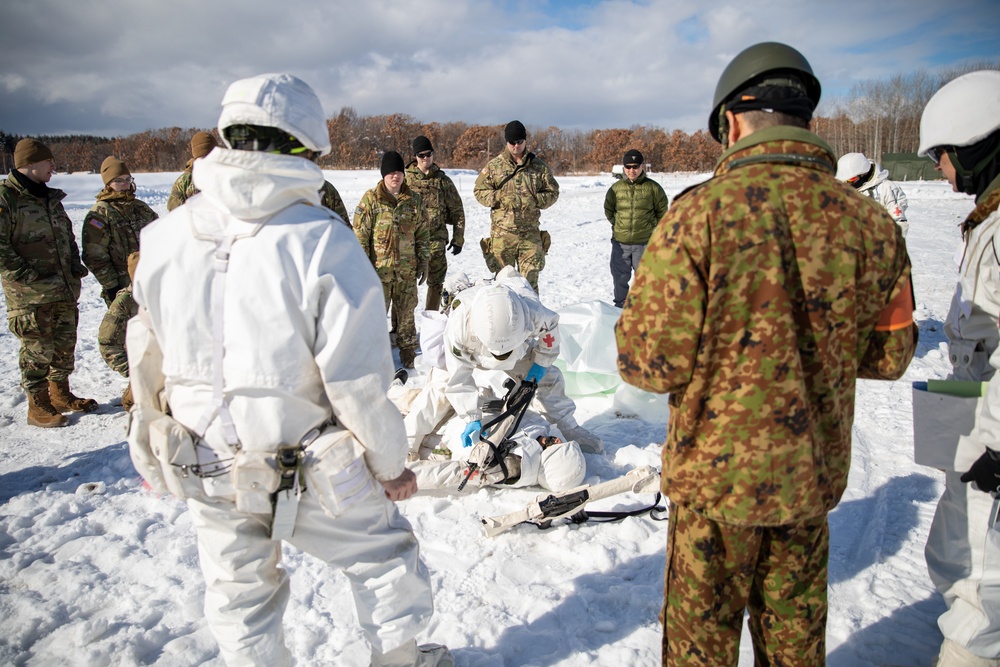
[98,251,139,411]
[83,157,158,305]
[319,179,350,224]
[405,135,465,311]
[354,151,430,368]
[615,43,918,667]
[474,120,558,293]
[0,138,98,427]
[167,131,216,211]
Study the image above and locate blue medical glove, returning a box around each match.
[461,420,482,448]
[525,363,547,383]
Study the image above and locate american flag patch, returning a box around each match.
[89,217,105,229]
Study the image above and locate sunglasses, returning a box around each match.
[624,164,642,170]
[926,146,951,166]
[507,139,525,146]
[111,177,134,186]
[416,151,433,159]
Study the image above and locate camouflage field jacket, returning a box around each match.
[474,149,559,235]
[319,180,350,224]
[166,160,198,211]
[83,190,158,292]
[353,180,430,281]
[616,126,917,526]
[0,172,86,314]
[405,162,465,246]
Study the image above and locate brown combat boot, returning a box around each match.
[121,383,134,412]
[425,285,442,312]
[48,380,99,413]
[27,387,68,428]
[399,348,416,369]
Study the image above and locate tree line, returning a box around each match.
[2,60,996,176]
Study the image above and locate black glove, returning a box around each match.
[448,240,463,255]
[960,448,1000,494]
[101,286,120,306]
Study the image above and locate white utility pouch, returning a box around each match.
[127,406,170,494]
[148,414,204,500]
[912,380,989,472]
[230,450,282,515]
[302,427,375,518]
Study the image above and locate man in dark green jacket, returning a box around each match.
[603,148,668,307]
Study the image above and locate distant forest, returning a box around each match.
[2,61,996,176]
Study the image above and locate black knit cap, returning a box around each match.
[381,150,405,176]
[504,120,527,143]
[623,149,644,166]
[412,135,433,155]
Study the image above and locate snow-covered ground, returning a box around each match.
[0,167,972,666]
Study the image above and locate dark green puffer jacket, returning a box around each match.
[604,172,669,245]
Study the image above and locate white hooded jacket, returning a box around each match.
[130,147,407,482]
[859,165,909,233]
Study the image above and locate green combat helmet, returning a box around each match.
[709,41,822,144]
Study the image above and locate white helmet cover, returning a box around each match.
[918,70,1000,157]
[470,285,530,355]
[537,441,587,492]
[835,152,872,182]
[218,73,332,156]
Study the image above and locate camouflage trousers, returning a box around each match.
[426,240,448,291]
[7,300,80,392]
[484,231,546,293]
[662,503,828,667]
[382,276,418,353]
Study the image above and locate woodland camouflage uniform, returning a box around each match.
[167,162,198,211]
[98,251,139,410]
[83,188,157,303]
[617,126,917,665]
[0,170,89,394]
[353,180,430,361]
[405,161,465,309]
[474,148,558,292]
[319,179,350,223]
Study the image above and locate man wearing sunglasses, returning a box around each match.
[603,149,669,308]
[836,151,909,236]
[405,135,465,311]
[474,120,559,293]
[0,138,96,427]
[918,70,1000,667]
[83,156,158,306]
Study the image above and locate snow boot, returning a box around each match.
[399,348,416,369]
[27,387,68,428]
[425,285,442,312]
[371,641,453,667]
[49,380,99,413]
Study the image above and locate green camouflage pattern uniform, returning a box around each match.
[167,160,198,211]
[318,180,351,224]
[474,148,559,292]
[0,171,89,392]
[353,180,430,354]
[98,285,136,377]
[83,189,157,302]
[615,126,917,666]
[405,161,465,293]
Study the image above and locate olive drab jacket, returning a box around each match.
[604,172,669,245]
[404,162,465,246]
[0,171,87,315]
[167,160,198,211]
[353,181,430,281]
[474,149,559,235]
[616,126,917,526]
[83,189,158,294]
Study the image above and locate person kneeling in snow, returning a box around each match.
[411,265,602,454]
[389,376,587,492]
[836,152,909,236]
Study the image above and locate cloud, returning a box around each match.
[0,0,996,136]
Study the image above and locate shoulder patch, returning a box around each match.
[480,168,488,175]
[88,217,105,229]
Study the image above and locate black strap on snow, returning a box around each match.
[531,492,669,531]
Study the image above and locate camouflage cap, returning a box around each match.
[14,138,54,168]
[101,156,131,185]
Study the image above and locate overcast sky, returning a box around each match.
[2,0,998,138]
